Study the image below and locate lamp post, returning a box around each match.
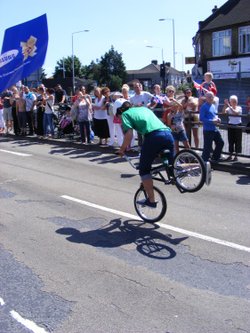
[159,18,176,68]
[72,29,89,94]
[175,52,184,71]
[146,45,164,63]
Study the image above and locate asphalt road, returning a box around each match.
[0,138,249,333]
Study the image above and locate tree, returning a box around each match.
[98,46,127,90]
[53,56,84,79]
[83,60,101,82]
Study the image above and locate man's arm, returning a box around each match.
[118,129,133,155]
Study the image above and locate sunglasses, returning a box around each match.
[167,90,174,93]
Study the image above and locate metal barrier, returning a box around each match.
[153,108,250,158]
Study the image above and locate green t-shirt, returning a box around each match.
[121,106,169,135]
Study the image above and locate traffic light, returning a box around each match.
[160,63,165,78]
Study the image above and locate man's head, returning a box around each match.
[205,91,214,104]
[133,82,142,95]
[113,98,131,115]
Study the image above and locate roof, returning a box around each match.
[127,62,181,75]
[199,0,250,32]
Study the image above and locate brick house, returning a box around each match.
[192,0,250,106]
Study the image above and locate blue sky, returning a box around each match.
[1,0,227,76]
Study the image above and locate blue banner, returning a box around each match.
[0,14,48,93]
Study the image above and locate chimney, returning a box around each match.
[151,60,158,65]
[212,5,218,14]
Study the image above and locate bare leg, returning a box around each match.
[142,178,155,202]
[183,140,190,149]
[192,128,199,148]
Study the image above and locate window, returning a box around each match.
[239,26,250,54]
[212,30,231,56]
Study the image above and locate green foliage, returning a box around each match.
[53,46,127,89]
[98,46,127,88]
[53,56,84,79]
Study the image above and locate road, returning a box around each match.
[0,137,249,333]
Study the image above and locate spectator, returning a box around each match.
[222,95,242,161]
[148,84,166,119]
[121,84,130,100]
[112,92,124,147]
[23,86,37,135]
[129,82,153,107]
[54,84,67,104]
[1,88,13,135]
[74,92,92,144]
[0,98,4,135]
[200,72,217,96]
[92,87,109,145]
[162,85,178,127]
[130,82,153,147]
[36,86,46,138]
[199,91,224,162]
[102,87,115,146]
[167,99,190,154]
[43,88,55,138]
[10,86,21,136]
[181,88,199,148]
[16,91,27,136]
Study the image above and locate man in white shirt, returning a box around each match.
[129,82,153,146]
[129,82,153,107]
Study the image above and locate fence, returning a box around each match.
[153,108,250,158]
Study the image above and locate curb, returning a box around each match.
[6,135,250,176]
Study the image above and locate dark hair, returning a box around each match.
[116,101,131,115]
[47,88,55,94]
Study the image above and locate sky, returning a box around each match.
[0,0,227,77]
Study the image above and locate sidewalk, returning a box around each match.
[5,134,250,176]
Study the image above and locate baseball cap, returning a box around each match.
[113,98,129,115]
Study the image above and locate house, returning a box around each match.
[126,61,183,91]
[192,0,250,106]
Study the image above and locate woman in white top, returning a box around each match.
[43,88,55,137]
[222,95,242,161]
[92,87,109,145]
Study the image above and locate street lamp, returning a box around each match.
[175,52,184,71]
[146,45,164,63]
[159,18,176,68]
[72,29,89,94]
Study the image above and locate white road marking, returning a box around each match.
[0,149,32,157]
[0,297,48,333]
[10,310,48,333]
[61,195,250,253]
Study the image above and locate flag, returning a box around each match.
[193,80,209,96]
[0,14,48,93]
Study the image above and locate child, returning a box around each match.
[200,72,217,96]
[167,103,190,154]
[59,106,74,136]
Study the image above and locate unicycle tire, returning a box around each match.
[173,149,206,193]
[134,185,167,223]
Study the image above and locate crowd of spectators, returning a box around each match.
[0,73,249,161]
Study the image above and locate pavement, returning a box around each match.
[2,133,250,176]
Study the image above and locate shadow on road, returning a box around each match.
[56,218,188,260]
